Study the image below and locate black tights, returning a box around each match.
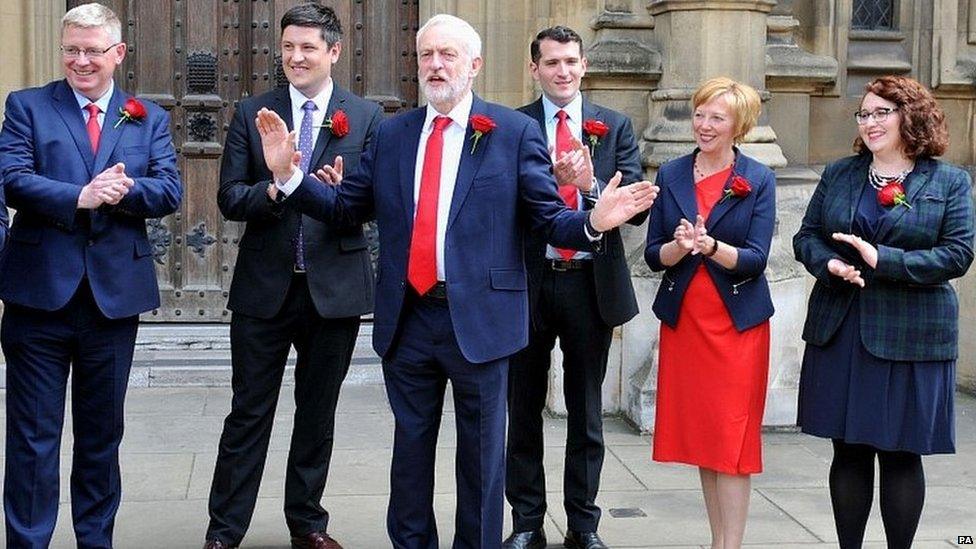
[829,440,925,549]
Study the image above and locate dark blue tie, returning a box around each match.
[294,100,316,271]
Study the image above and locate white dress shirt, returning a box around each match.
[277,79,335,196]
[541,93,594,260]
[414,92,473,282]
[73,80,114,130]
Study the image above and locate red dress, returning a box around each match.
[652,167,770,475]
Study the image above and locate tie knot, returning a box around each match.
[85,103,100,116]
[302,100,317,113]
[432,115,451,132]
[556,109,568,122]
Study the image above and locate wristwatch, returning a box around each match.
[704,237,719,257]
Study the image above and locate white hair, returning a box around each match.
[416,14,482,59]
[62,3,122,43]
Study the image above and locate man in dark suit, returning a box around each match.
[0,4,182,547]
[503,26,648,549]
[203,5,382,549]
[253,13,657,548]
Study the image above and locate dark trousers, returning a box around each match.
[383,295,508,549]
[2,281,139,549]
[506,267,612,533]
[206,274,360,545]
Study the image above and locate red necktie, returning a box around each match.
[85,103,101,153]
[408,115,452,294]
[555,110,577,260]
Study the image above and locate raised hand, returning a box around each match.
[673,218,697,252]
[590,171,659,232]
[827,257,865,287]
[255,108,300,182]
[78,163,135,208]
[553,137,595,192]
[312,155,344,186]
[832,232,878,269]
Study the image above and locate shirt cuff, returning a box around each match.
[585,177,600,198]
[275,169,304,198]
[583,215,603,241]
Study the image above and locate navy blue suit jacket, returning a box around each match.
[0,186,7,252]
[287,95,596,363]
[0,79,182,318]
[644,150,776,331]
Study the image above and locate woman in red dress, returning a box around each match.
[644,77,776,549]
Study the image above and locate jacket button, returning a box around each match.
[87,239,95,246]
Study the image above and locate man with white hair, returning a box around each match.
[0,3,181,547]
[253,14,657,547]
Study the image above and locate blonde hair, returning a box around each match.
[692,77,762,143]
[62,3,122,43]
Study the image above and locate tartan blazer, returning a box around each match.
[793,153,974,361]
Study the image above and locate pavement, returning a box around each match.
[0,381,974,548]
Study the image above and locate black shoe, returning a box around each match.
[502,528,547,549]
[564,530,608,549]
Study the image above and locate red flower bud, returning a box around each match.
[582,119,610,138]
[329,109,350,137]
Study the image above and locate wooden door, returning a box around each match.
[67,0,419,321]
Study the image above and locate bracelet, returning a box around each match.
[704,237,719,257]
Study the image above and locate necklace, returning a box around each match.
[694,155,734,182]
[868,163,913,190]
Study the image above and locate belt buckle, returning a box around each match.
[551,260,568,272]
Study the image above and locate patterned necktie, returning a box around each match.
[294,100,317,271]
[407,115,452,294]
[555,109,577,260]
[85,103,101,153]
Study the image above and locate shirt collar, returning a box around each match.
[424,91,474,131]
[541,92,582,124]
[289,78,334,113]
[73,80,115,115]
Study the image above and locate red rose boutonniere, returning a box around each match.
[317,109,350,138]
[113,97,147,128]
[582,119,610,152]
[719,175,752,204]
[469,114,496,154]
[877,182,912,209]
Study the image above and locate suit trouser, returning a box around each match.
[2,280,138,549]
[206,274,360,545]
[383,294,508,549]
[506,266,613,533]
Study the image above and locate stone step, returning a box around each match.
[0,322,383,389]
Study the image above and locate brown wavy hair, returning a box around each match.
[853,75,948,158]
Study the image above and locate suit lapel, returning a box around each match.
[51,80,95,177]
[525,98,546,134]
[705,149,746,230]
[666,154,698,221]
[93,88,128,174]
[847,155,870,233]
[873,159,933,243]
[399,108,425,227]
[308,87,345,171]
[447,95,489,230]
[272,87,294,130]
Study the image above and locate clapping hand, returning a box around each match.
[832,232,878,269]
[78,163,135,209]
[674,215,711,255]
[589,171,659,232]
[827,258,865,287]
[311,155,344,186]
[256,108,299,182]
[552,137,594,192]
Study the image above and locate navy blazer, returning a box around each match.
[644,149,776,331]
[285,95,596,363]
[0,186,7,252]
[793,154,974,361]
[218,85,382,319]
[0,80,182,318]
[518,97,645,328]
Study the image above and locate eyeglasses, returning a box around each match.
[854,107,898,125]
[60,42,122,59]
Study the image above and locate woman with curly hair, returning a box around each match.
[793,75,974,548]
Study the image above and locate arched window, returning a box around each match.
[852,0,895,30]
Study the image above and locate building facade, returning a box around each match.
[2,0,975,430]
